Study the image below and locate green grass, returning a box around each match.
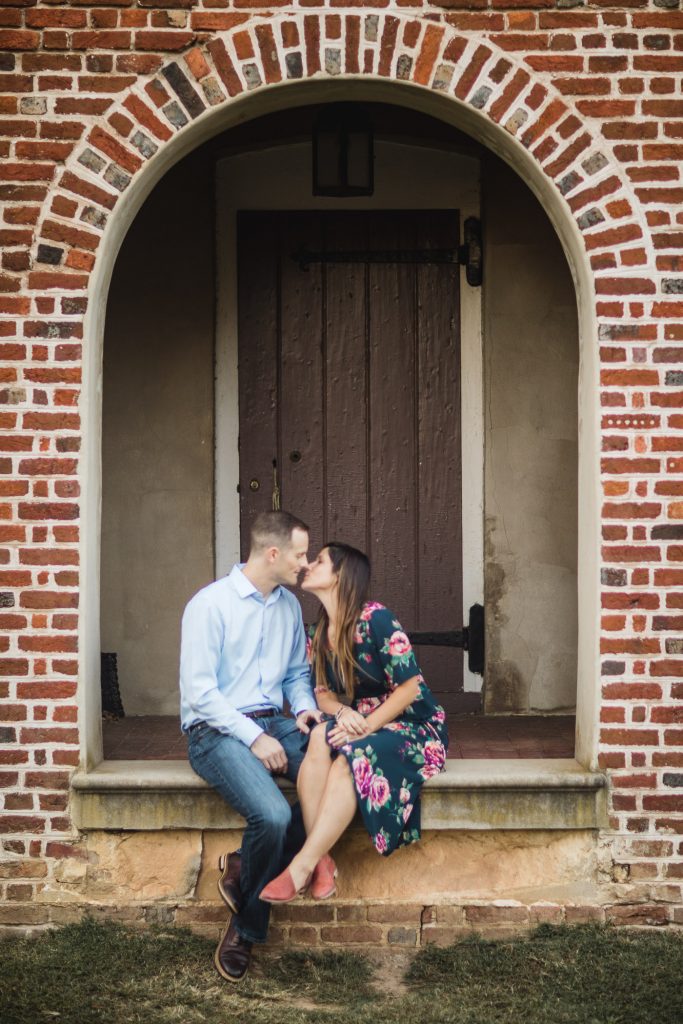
[1,919,681,1024]
[405,924,683,1024]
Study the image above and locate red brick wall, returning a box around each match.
[1,2,682,925]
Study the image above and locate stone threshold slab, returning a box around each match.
[71,759,607,832]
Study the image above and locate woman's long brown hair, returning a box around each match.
[310,542,371,699]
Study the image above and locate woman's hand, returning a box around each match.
[327,709,371,748]
[336,707,367,735]
[327,722,368,748]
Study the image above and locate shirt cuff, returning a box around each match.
[232,715,264,748]
[292,699,317,718]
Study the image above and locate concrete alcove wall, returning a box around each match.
[483,158,579,714]
[101,151,216,717]
[101,105,578,717]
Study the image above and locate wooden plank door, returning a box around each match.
[237,210,465,712]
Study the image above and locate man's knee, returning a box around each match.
[251,798,292,837]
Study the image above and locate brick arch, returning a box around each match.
[51,9,639,769]
[30,10,654,302]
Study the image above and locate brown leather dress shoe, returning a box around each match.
[214,917,252,983]
[217,851,242,914]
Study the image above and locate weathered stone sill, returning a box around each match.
[71,758,607,831]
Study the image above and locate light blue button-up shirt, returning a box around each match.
[179,565,316,748]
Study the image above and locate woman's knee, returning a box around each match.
[331,754,351,778]
[306,723,332,757]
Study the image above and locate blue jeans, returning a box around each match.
[187,714,308,943]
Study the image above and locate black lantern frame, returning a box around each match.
[312,103,374,197]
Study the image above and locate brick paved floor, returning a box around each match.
[102,714,576,760]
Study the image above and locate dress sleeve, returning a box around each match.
[368,606,421,687]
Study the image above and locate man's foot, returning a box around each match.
[218,851,242,914]
[310,854,338,900]
[214,917,252,983]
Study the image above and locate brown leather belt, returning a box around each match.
[188,709,278,734]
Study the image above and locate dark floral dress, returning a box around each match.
[310,603,449,856]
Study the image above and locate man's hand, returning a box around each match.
[250,733,288,774]
[295,709,324,734]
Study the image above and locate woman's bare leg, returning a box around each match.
[297,724,334,835]
[286,756,357,889]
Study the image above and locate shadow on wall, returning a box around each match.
[483,157,579,715]
[100,150,216,716]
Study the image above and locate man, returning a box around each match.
[179,510,321,982]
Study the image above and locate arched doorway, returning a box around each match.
[46,16,613,769]
[99,99,580,757]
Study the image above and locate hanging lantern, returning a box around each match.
[312,103,374,197]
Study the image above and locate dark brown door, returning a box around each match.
[237,210,465,713]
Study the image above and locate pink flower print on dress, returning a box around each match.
[360,602,385,622]
[374,830,388,854]
[356,697,380,716]
[399,787,411,805]
[433,708,446,723]
[370,774,391,810]
[424,740,445,768]
[352,755,374,799]
[419,740,446,780]
[387,631,411,657]
[402,803,413,824]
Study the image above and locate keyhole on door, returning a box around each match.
[289,450,302,464]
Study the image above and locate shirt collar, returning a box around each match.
[228,564,282,604]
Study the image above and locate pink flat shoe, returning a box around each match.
[260,867,312,904]
[310,854,338,900]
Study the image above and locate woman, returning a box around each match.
[260,542,448,903]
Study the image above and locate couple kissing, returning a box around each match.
[179,510,448,982]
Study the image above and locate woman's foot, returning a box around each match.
[259,862,312,904]
[310,854,337,900]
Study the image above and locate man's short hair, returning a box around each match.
[249,511,309,554]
